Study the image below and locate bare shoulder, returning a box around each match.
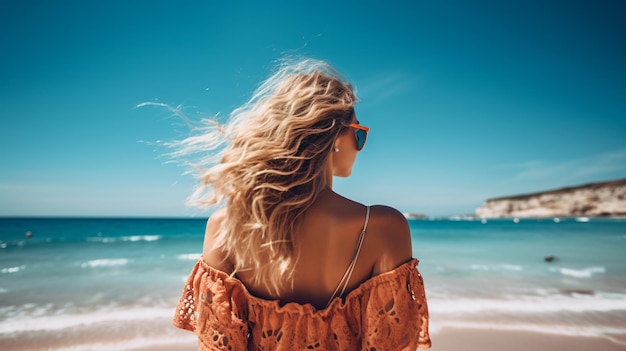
[369,205,409,231]
[202,208,233,273]
[367,205,413,275]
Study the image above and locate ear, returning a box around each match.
[332,133,342,151]
[332,138,342,152]
[333,128,350,149]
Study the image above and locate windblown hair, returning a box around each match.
[174,58,357,295]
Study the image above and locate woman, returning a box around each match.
[173,58,431,350]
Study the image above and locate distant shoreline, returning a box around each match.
[485,179,626,202]
[476,178,626,218]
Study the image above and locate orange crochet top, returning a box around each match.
[173,258,431,351]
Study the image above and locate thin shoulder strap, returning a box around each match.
[326,206,371,308]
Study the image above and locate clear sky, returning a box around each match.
[1,0,625,217]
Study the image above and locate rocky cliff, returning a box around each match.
[475,179,626,218]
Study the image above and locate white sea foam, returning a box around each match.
[469,264,523,272]
[550,266,606,278]
[87,237,117,243]
[81,259,129,268]
[429,291,626,314]
[470,264,490,270]
[502,264,523,271]
[121,235,161,242]
[177,253,202,260]
[87,235,162,243]
[0,306,173,334]
[430,321,626,345]
[1,265,25,274]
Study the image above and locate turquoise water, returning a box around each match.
[1,217,625,350]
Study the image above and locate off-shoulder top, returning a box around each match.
[173,258,431,350]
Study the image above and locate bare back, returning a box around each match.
[202,189,413,310]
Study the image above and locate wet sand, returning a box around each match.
[429,328,625,351]
[127,328,626,351]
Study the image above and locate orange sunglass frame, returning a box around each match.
[348,123,370,151]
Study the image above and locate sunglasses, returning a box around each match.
[348,123,370,151]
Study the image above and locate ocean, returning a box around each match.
[1,217,625,350]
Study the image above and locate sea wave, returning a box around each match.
[502,264,523,271]
[120,235,161,242]
[0,305,173,334]
[430,291,626,314]
[550,266,606,278]
[469,264,523,271]
[86,237,117,243]
[81,259,129,268]
[87,235,162,243]
[1,265,26,274]
[177,253,202,261]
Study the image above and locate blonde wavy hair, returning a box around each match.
[173,58,357,295]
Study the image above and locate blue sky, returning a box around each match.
[1,0,625,217]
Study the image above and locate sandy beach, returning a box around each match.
[126,328,626,351]
[430,328,625,351]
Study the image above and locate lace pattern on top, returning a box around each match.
[173,258,431,351]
